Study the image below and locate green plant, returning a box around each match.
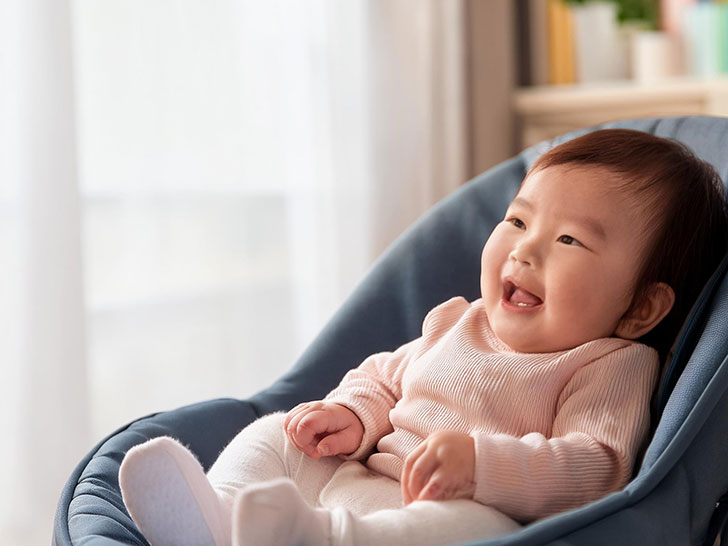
[562,0,659,28]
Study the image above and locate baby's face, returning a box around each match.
[480,164,648,353]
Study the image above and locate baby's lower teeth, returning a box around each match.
[515,302,533,307]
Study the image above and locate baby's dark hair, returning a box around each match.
[529,129,728,361]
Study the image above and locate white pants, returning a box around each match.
[207,413,521,546]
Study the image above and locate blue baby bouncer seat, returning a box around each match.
[53,116,728,546]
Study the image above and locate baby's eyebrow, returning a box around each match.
[568,215,607,241]
[510,197,533,211]
[510,196,607,241]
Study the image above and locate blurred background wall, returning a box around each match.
[1,0,724,544]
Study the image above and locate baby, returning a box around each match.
[119,129,728,546]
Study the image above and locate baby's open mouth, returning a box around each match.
[503,280,543,307]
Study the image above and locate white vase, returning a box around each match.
[629,30,682,82]
[570,1,628,83]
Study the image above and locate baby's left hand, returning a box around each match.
[401,430,476,504]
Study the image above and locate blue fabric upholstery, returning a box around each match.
[54,116,728,546]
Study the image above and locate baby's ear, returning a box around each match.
[615,282,675,340]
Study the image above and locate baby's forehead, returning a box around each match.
[517,163,661,221]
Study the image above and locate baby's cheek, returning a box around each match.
[547,280,589,325]
[479,263,500,304]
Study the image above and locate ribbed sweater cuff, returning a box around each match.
[473,433,527,515]
[474,432,573,521]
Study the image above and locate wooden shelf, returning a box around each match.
[513,77,728,148]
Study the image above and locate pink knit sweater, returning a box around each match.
[325,296,659,521]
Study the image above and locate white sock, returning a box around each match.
[119,436,230,546]
[232,478,330,546]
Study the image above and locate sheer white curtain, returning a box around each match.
[0,1,468,544]
[1,1,87,545]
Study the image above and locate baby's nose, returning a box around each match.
[509,238,540,266]
[509,248,531,265]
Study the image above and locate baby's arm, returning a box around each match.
[470,343,659,521]
[284,401,364,458]
[287,298,469,461]
[323,297,470,459]
[323,335,425,459]
[281,336,423,460]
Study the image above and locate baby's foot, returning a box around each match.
[119,436,230,546]
[233,478,330,546]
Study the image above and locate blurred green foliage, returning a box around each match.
[563,0,659,28]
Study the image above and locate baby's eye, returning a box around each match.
[508,217,525,229]
[558,235,582,246]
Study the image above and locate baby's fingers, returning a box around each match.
[407,457,438,504]
[401,442,431,504]
[417,469,453,501]
[285,401,322,430]
[285,404,323,454]
[284,404,306,430]
[291,410,336,456]
[315,428,358,457]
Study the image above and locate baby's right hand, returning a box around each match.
[284,401,364,459]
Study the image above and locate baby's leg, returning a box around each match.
[233,489,521,546]
[232,463,522,546]
[322,461,521,544]
[206,412,342,509]
[119,412,341,546]
[339,497,523,546]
